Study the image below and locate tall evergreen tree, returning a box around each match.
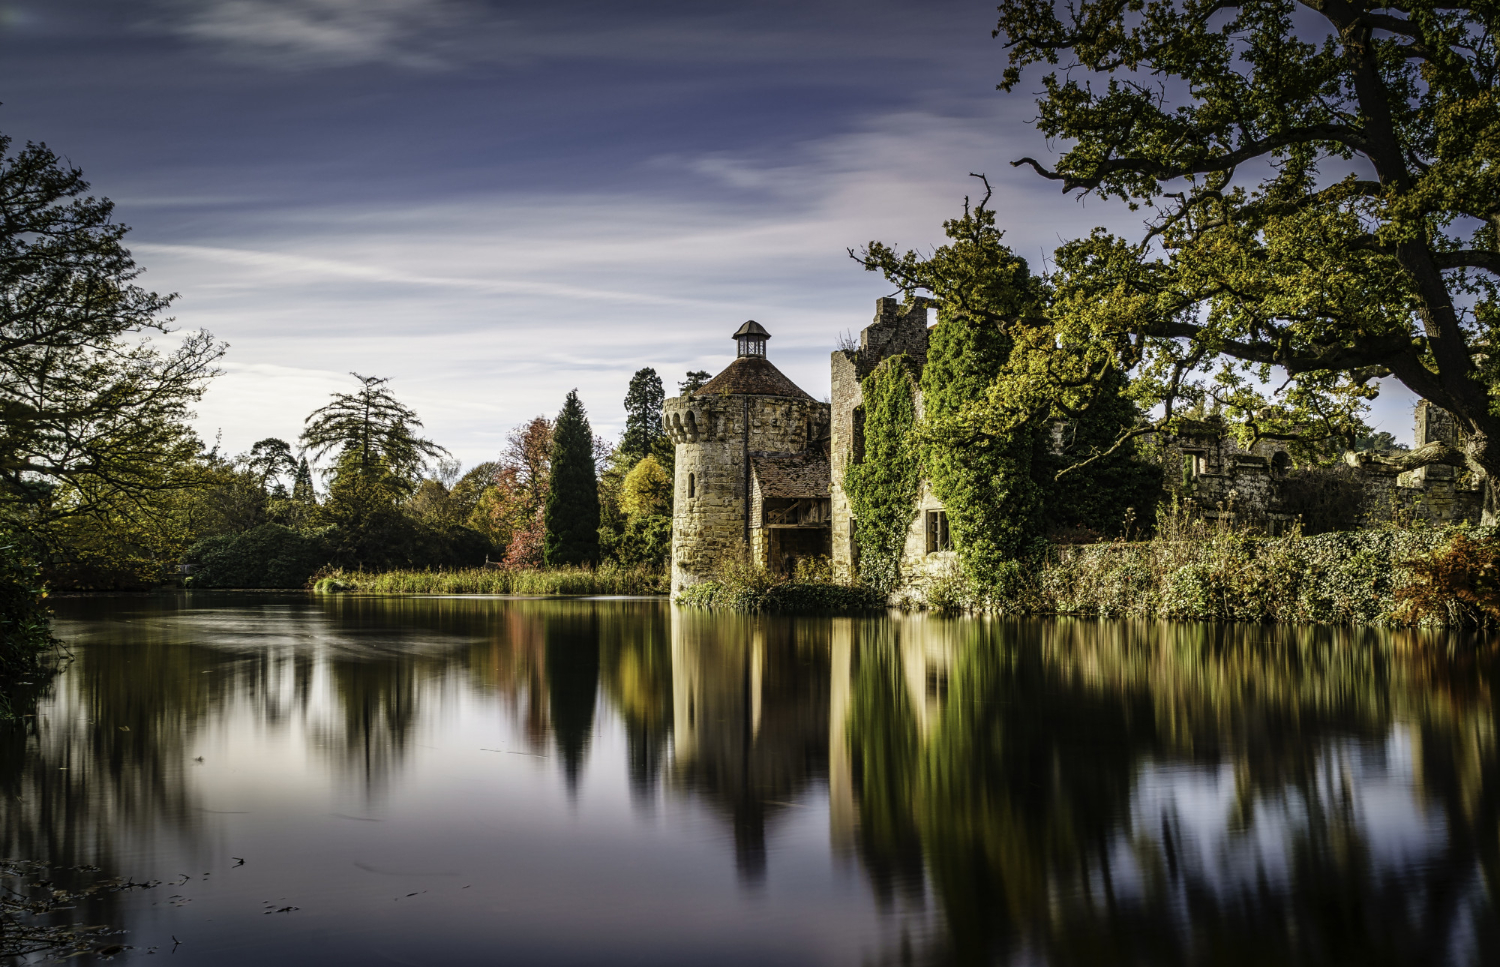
[544,390,600,566]
[679,371,712,394]
[619,367,665,462]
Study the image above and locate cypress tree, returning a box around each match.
[544,390,601,566]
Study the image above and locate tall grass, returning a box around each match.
[314,563,667,596]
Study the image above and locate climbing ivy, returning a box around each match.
[844,355,921,594]
[921,313,1045,592]
[860,187,1161,595]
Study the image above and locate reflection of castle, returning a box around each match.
[669,609,829,880]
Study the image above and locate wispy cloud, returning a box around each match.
[162,0,486,69]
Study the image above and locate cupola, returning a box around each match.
[734,320,770,358]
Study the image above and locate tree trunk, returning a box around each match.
[1462,429,1500,526]
[1342,440,1466,474]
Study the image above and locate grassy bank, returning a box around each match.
[991,525,1500,627]
[314,563,668,596]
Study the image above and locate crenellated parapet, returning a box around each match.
[663,324,833,594]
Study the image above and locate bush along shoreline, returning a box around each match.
[948,525,1500,628]
[0,544,60,721]
[311,564,667,596]
[677,526,1500,626]
[674,560,884,614]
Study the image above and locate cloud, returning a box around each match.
[162,0,484,69]
[128,102,1124,467]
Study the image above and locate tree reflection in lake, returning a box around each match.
[831,617,1500,966]
[6,595,1496,967]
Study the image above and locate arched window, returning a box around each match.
[688,473,696,499]
[1272,451,1291,475]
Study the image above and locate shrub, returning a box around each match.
[1010,525,1490,626]
[0,543,58,719]
[186,524,331,588]
[1394,531,1500,627]
[676,559,882,613]
[615,514,672,568]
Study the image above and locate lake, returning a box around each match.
[5,593,1498,965]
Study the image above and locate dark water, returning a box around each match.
[5,594,1500,966]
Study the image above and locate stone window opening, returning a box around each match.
[925,510,951,554]
[852,406,866,464]
[688,473,696,499]
[1272,451,1291,476]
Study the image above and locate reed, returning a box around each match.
[314,563,668,596]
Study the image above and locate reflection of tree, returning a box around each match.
[546,606,600,792]
[841,617,1500,966]
[670,608,830,882]
[598,605,672,804]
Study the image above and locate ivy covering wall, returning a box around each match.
[844,355,921,594]
[921,315,1045,593]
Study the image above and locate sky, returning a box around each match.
[0,0,1419,470]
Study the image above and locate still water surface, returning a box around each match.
[6,594,1500,965]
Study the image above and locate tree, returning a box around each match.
[544,390,600,567]
[0,134,221,531]
[246,438,297,495]
[620,368,666,461]
[679,371,712,394]
[621,455,671,517]
[992,0,1500,518]
[300,374,446,491]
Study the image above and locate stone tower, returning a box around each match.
[663,322,831,594]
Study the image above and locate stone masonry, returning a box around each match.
[664,323,831,594]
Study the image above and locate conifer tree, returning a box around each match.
[620,368,665,462]
[544,390,600,566]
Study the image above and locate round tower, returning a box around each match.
[663,322,830,594]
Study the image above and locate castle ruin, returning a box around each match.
[665,300,1485,601]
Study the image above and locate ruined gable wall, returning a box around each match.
[830,298,932,584]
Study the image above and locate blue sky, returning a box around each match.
[0,0,1418,468]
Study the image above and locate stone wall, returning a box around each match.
[665,392,829,593]
[830,298,932,583]
[1160,413,1485,529]
[829,349,862,582]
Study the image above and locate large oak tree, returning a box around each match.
[0,134,222,529]
[992,0,1500,517]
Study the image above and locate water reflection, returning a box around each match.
[7,595,1497,966]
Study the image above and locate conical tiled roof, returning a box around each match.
[692,355,813,400]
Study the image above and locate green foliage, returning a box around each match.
[1034,368,1162,537]
[922,308,1044,589]
[315,563,667,595]
[185,524,331,589]
[0,543,56,716]
[614,513,671,568]
[300,373,446,490]
[844,356,921,593]
[620,368,665,461]
[678,371,711,394]
[544,390,600,567]
[675,564,881,613]
[1002,524,1499,626]
[621,455,671,517]
[993,0,1500,513]
[0,132,222,586]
